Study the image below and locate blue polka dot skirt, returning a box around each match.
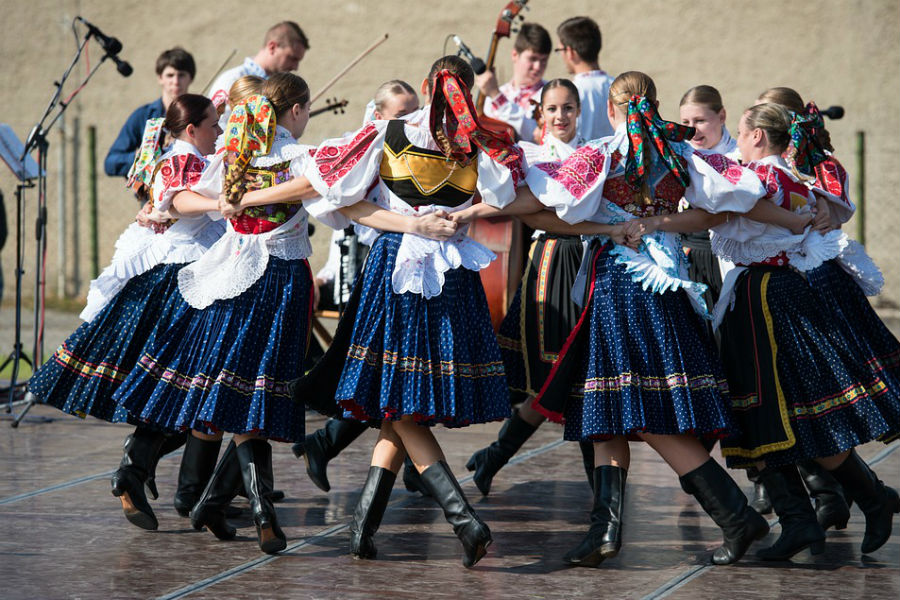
[333,233,510,428]
[533,242,734,443]
[113,257,313,442]
[719,265,900,469]
[497,234,583,404]
[28,263,189,424]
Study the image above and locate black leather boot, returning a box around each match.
[746,466,773,515]
[110,428,166,530]
[236,439,287,554]
[349,466,397,559]
[465,410,538,496]
[173,435,222,517]
[755,464,826,560]
[190,441,243,540]
[828,450,900,554]
[402,457,431,496]
[679,459,770,565]
[300,418,368,492]
[798,459,850,531]
[563,465,626,567]
[420,461,492,568]
[144,431,187,500]
[578,441,595,490]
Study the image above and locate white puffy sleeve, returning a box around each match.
[289,144,350,230]
[484,93,531,139]
[151,153,208,212]
[524,142,612,224]
[682,149,765,214]
[302,121,389,228]
[476,150,521,209]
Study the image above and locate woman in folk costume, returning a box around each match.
[457,71,816,568]
[260,55,521,567]
[28,94,225,531]
[114,74,327,554]
[467,79,617,496]
[703,100,900,560]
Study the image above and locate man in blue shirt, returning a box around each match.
[104,47,196,184]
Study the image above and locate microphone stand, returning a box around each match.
[5,19,124,427]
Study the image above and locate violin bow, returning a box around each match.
[200,48,238,96]
[310,33,390,105]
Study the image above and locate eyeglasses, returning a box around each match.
[553,47,566,53]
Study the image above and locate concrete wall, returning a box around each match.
[2,0,897,307]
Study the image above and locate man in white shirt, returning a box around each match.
[474,23,551,143]
[209,21,309,123]
[556,16,615,141]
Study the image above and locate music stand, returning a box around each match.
[2,18,121,426]
[0,124,45,425]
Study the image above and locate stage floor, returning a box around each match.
[1,406,898,600]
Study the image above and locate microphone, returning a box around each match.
[452,35,487,75]
[76,16,123,55]
[820,105,844,120]
[109,54,133,77]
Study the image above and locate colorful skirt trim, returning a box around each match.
[296,233,510,428]
[719,265,900,468]
[497,234,583,403]
[533,241,733,443]
[28,263,187,424]
[114,257,313,442]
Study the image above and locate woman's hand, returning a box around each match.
[811,195,833,233]
[789,212,814,235]
[411,210,458,241]
[448,205,481,224]
[219,194,242,219]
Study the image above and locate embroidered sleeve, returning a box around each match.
[152,153,209,211]
[525,143,612,224]
[476,151,519,208]
[682,149,764,214]
[304,121,387,202]
[813,156,855,224]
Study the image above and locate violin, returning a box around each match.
[310,97,349,119]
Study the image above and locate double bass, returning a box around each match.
[469,0,531,330]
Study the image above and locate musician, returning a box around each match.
[555,16,615,141]
[103,47,196,181]
[474,22,552,142]
[208,21,309,124]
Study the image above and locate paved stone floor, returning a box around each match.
[1,403,898,600]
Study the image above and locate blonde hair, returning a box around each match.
[608,71,658,206]
[743,103,792,154]
[679,85,723,113]
[228,75,264,108]
[373,80,417,114]
[223,72,311,204]
[757,87,804,113]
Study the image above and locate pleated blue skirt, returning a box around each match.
[29,263,187,424]
[334,233,510,427]
[114,257,313,442]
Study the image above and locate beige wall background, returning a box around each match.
[2,0,898,307]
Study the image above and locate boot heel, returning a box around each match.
[809,540,826,555]
[119,491,158,531]
[257,522,287,554]
[465,456,477,472]
[834,516,849,531]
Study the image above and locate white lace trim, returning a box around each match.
[79,217,225,321]
[177,208,309,309]
[835,239,884,296]
[253,129,313,167]
[392,229,496,298]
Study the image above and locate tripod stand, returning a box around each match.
[1,18,128,426]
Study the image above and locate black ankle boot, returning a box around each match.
[746,466,773,515]
[563,465,626,567]
[755,464,826,561]
[465,411,538,496]
[111,428,166,530]
[679,459,770,565]
[798,459,850,531]
[421,461,492,568]
[349,466,397,559]
[402,457,430,496]
[236,439,286,554]
[173,435,222,517]
[190,441,243,540]
[302,418,368,492]
[578,441,595,490]
[144,431,187,500]
[829,450,900,554]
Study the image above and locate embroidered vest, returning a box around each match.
[379,120,478,208]
[231,160,303,234]
[749,166,812,267]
